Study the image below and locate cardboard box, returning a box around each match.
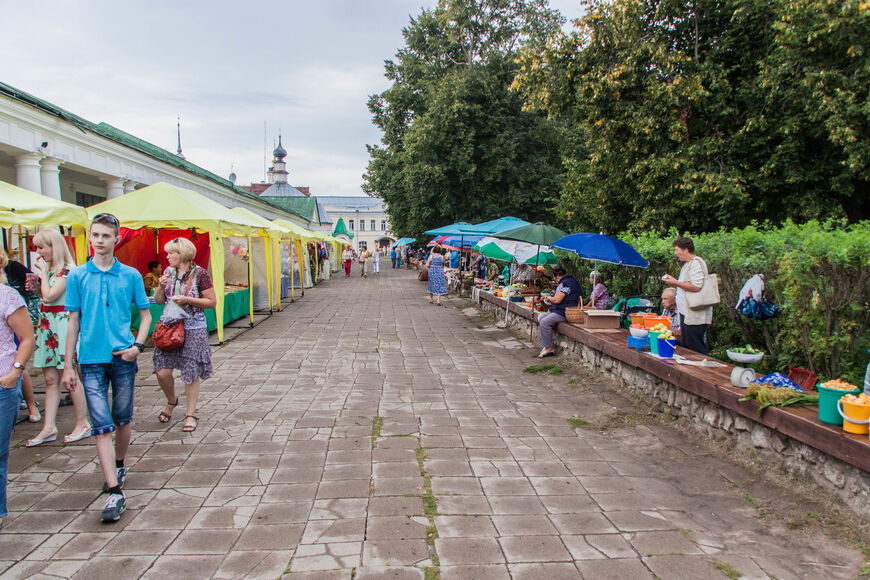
[583,310,621,329]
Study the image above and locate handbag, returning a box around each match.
[153,269,195,351]
[418,269,429,282]
[684,257,721,309]
[153,319,185,351]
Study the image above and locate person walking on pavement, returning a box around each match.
[153,237,216,433]
[359,248,369,278]
[62,213,151,523]
[425,246,448,306]
[0,248,35,530]
[373,248,381,274]
[390,248,397,269]
[26,229,91,447]
[342,246,353,277]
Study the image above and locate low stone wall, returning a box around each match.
[476,296,870,517]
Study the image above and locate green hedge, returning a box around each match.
[556,221,870,384]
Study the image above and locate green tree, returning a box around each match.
[364,0,565,240]
[514,0,869,235]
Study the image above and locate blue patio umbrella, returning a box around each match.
[550,233,649,268]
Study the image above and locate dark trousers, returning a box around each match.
[391,258,397,269]
[678,314,708,355]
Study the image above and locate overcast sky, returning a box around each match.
[1,1,583,196]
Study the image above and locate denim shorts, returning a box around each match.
[80,355,137,435]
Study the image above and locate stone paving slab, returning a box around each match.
[1,266,865,578]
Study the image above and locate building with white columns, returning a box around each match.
[0,81,311,225]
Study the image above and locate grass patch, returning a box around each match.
[567,417,592,429]
[713,560,741,579]
[567,377,581,388]
[371,416,383,449]
[679,528,697,543]
[423,565,441,580]
[524,363,563,375]
[740,492,772,518]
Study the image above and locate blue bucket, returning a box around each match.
[657,338,676,358]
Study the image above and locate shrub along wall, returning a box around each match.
[557,221,870,384]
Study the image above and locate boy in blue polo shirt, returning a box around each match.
[62,213,151,523]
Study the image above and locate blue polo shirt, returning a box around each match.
[65,259,149,365]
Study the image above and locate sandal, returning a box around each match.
[159,398,179,423]
[182,416,199,433]
[63,425,92,444]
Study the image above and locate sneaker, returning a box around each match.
[101,466,127,493]
[101,492,126,522]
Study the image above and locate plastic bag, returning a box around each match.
[161,298,190,324]
[755,372,803,392]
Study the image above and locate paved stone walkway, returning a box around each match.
[0,266,863,579]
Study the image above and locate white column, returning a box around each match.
[15,153,43,193]
[103,177,124,200]
[123,180,137,194]
[39,158,62,200]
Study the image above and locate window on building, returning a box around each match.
[359,241,367,251]
[370,219,376,231]
[75,192,103,207]
[349,219,354,231]
[381,220,386,231]
[360,220,365,231]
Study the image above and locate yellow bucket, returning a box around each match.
[837,399,870,435]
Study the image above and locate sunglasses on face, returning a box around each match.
[91,213,119,226]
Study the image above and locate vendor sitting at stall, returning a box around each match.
[589,270,610,309]
[144,261,162,296]
[660,288,681,336]
[537,265,581,358]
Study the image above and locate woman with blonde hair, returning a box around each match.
[26,229,91,446]
[153,238,216,432]
[0,248,35,528]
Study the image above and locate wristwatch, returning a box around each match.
[12,361,23,371]
[133,343,146,353]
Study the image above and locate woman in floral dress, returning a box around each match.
[27,230,91,447]
[425,246,448,306]
[154,238,217,433]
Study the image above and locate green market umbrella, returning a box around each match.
[495,222,567,247]
[491,222,567,339]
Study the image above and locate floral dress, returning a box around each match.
[153,265,214,384]
[427,254,448,296]
[34,267,70,369]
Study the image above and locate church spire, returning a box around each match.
[176,116,185,160]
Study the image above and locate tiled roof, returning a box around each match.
[317,196,384,210]
[261,196,319,223]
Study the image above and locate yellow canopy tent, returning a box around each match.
[87,182,262,342]
[0,180,90,264]
[271,218,320,300]
[230,207,292,311]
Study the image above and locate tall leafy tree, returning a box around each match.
[514,0,869,234]
[364,0,565,240]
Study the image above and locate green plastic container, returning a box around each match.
[818,383,861,425]
[649,331,663,356]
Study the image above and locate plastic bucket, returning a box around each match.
[818,384,861,425]
[658,338,676,358]
[837,399,870,435]
[643,315,671,330]
[649,331,662,356]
